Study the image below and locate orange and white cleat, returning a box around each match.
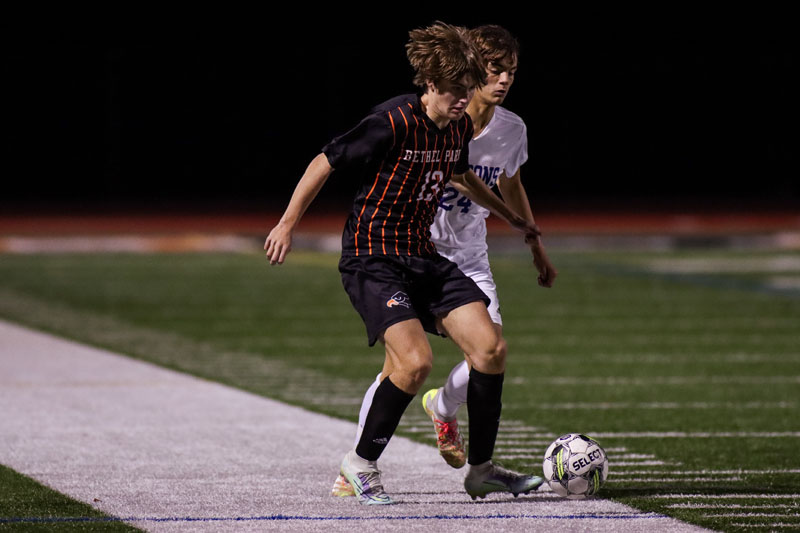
[331,473,356,497]
[422,388,466,469]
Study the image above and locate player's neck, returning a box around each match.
[467,99,495,138]
[420,93,452,129]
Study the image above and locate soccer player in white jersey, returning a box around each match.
[422,24,558,470]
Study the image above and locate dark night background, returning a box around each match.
[3,9,796,217]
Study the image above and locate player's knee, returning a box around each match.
[495,335,508,362]
[487,335,507,369]
[473,334,507,373]
[410,351,433,385]
[399,348,433,388]
[410,361,432,387]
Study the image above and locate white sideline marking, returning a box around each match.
[0,320,710,533]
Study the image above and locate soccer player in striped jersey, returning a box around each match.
[265,22,542,505]
[422,24,558,477]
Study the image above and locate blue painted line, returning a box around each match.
[2,512,669,524]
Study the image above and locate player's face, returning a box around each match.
[426,75,476,124]
[476,55,517,105]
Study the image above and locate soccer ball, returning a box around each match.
[542,433,608,499]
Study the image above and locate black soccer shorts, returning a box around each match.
[338,253,490,346]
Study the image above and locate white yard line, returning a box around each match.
[669,504,796,509]
[608,477,745,482]
[538,376,800,385]
[768,276,800,290]
[0,320,711,532]
[650,494,800,499]
[523,402,797,409]
[592,432,800,438]
[705,513,800,518]
[731,525,800,529]
[646,255,800,274]
[616,470,800,475]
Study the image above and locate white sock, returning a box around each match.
[437,360,469,420]
[346,449,377,470]
[467,460,492,476]
[354,372,382,447]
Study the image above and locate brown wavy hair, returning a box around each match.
[406,21,487,90]
[469,24,520,66]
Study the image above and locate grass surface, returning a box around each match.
[0,465,141,531]
[1,248,799,531]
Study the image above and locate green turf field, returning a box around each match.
[1,248,798,531]
[0,465,141,531]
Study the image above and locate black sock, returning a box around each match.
[467,368,504,465]
[355,376,415,461]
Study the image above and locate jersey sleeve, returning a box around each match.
[322,113,394,171]
[453,117,474,175]
[504,121,528,177]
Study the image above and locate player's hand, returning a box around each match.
[264,223,293,265]
[529,238,557,288]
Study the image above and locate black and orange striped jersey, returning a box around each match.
[323,94,473,257]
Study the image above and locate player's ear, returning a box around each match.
[425,79,437,94]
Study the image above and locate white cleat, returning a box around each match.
[464,461,544,500]
[339,450,394,505]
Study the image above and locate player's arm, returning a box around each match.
[264,153,333,265]
[450,169,540,241]
[497,169,557,287]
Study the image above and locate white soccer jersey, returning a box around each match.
[431,106,528,258]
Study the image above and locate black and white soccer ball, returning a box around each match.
[542,433,608,499]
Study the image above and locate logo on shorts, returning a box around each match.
[386,291,411,308]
